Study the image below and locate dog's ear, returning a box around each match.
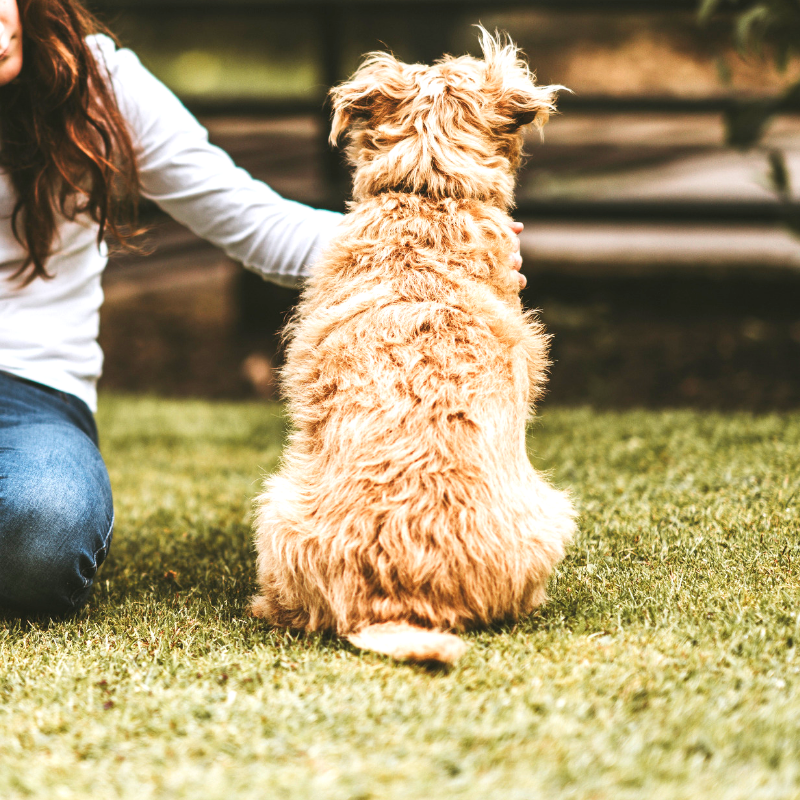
[495,79,561,132]
[329,53,413,147]
[477,25,564,133]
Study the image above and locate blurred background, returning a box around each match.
[88,0,800,410]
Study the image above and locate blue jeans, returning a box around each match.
[0,371,114,616]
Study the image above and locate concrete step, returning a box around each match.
[520,222,800,275]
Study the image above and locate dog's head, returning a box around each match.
[330,27,563,208]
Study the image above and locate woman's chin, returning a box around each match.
[0,51,22,87]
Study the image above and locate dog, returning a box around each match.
[251,28,577,664]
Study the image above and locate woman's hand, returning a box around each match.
[509,221,526,290]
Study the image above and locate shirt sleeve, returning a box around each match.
[89,34,342,288]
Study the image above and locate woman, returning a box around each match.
[0,0,525,616]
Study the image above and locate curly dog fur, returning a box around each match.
[251,29,577,663]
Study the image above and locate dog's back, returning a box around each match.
[252,31,576,663]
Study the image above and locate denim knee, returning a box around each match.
[0,424,114,616]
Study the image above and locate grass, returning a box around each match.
[1,395,799,800]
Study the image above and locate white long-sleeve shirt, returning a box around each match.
[0,34,341,411]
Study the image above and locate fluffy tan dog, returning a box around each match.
[252,29,577,664]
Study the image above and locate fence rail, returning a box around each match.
[182,95,800,119]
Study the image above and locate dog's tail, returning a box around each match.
[347,622,468,664]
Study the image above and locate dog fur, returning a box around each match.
[251,29,577,663]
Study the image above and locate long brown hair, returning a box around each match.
[0,0,140,284]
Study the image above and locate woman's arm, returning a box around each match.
[90,34,342,288]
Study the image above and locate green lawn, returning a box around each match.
[1,396,799,799]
